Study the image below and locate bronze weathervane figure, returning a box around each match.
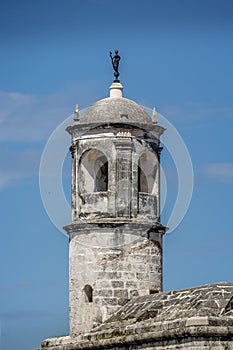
[110,50,121,82]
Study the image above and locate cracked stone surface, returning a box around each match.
[37,283,233,350]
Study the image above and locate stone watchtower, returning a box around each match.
[64,79,166,336]
[38,55,233,350]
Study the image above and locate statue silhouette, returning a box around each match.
[110,50,121,82]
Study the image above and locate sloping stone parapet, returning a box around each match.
[38,318,233,349]
[37,282,233,350]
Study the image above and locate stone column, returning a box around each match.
[70,142,77,221]
[114,138,133,218]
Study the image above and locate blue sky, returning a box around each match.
[0,0,233,349]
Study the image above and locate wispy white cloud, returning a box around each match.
[0,91,71,142]
[0,85,98,190]
[202,162,233,183]
[0,85,95,142]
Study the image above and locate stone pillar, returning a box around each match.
[70,141,78,222]
[114,138,133,218]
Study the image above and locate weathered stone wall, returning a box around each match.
[70,129,160,223]
[68,225,163,336]
[38,283,233,350]
[65,125,165,336]
[40,335,233,350]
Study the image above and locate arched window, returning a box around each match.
[138,166,148,193]
[138,151,158,194]
[84,284,93,303]
[94,156,108,192]
[79,150,108,193]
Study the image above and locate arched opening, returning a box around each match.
[84,284,93,303]
[94,156,108,192]
[138,166,148,193]
[79,150,108,193]
[138,151,158,218]
[138,151,158,194]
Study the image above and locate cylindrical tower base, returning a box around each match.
[65,222,166,336]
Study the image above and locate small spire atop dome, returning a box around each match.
[152,107,158,124]
[74,104,80,121]
[109,81,123,98]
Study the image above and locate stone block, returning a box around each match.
[100,297,118,306]
[126,281,138,289]
[94,280,111,289]
[186,317,209,326]
[112,280,124,288]
[114,289,128,298]
[136,272,150,281]
[129,290,139,298]
[122,272,136,279]
[131,255,146,263]
[98,289,113,297]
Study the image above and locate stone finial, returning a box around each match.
[74,104,80,121]
[109,82,123,98]
[152,107,158,124]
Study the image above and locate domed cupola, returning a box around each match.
[66,79,165,223]
[78,82,153,128]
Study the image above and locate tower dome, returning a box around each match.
[79,97,152,126]
[77,82,153,128]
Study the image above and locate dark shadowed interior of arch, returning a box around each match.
[138,151,157,194]
[79,150,108,193]
[84,284,93,303]
[94,156,108,192]
[138,166,148,193]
